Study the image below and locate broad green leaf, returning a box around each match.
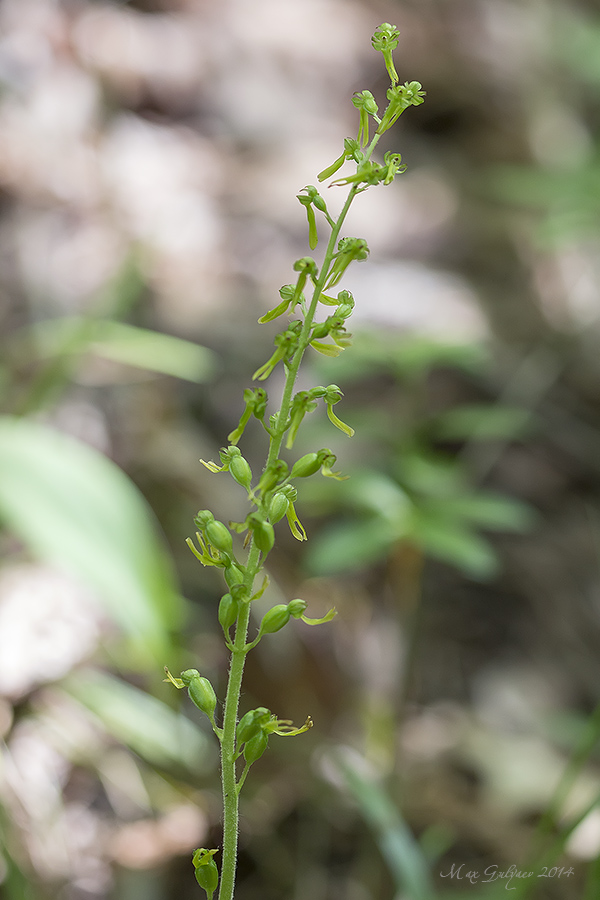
[30,316,216,383]
[63,669,216,773]
[305,517,398,575]
[411,512,498,579]
[341,470,411,525]
[424,493,536,532]
[396,453,465,496]
[0,416,182,666]
[435,403,532,441]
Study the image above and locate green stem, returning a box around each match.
[218,543,260,900]
[218,130,385,900]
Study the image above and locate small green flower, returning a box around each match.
[325,238,369,288]
[352,90,380,145]
[228,388,268,444]
[218,592,240,635]
[296,186,327,249]
[164,668,218,727]
[377,81,426,134]
[252,321,302,381]
[286,390,319,448]
[192,848,219,900]
[371,23,400,85]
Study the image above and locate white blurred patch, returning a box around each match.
[566,808,600,859]
[344,260,488,341]
[0,565,101,699]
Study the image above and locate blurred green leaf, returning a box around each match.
[397,453,466,496]
[329,749,433,900]
[410,511,499,578]
[31,316,216,383]
[0,416,182,666]
[435,403,532,441]
[341,470,412,524]
[313,329,487,383]
[487,163,600,243]
[63,669,216,774]
[305,518,398,575]
[424,493,536,532]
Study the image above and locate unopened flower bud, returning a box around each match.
[228,451,253,490]
[181,669,217,718]
[259,604,291,636]
[194,510,215,530]
[237,707,271,744]
[269,492,289,523]
[218,593,239,632]
[205,519,233,555]
[243,729,269,764]
[291,452,321,478]
[224,563,245,587]
[287,599,308,619]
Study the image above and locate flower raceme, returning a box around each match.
[165,23,424,900]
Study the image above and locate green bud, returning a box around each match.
[218,593,239,632]
[205,519,233,555]
[372,23,400,85]
[237,707,271,744]
[229,453,253,490]
[192,849,219,900]
[224,562,245,587]
[291,452,321,478]
[194,509,215,530]
[181,669,217,718]
[249,517,275,555]
[257,459,289,494]
[287,599,308,619]
[259,604,291,636]
[269,492,289,524]
[243,729,269,764]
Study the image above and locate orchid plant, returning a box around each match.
[166,24,425,900]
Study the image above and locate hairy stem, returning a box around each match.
[218,543,260,900]
[218,131,385,900]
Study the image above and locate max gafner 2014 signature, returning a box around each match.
[440,863,574,890]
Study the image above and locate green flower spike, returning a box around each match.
[372,23,400,86]
[352,90,380,146]
[192,848,219,900]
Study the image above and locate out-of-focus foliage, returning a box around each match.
[2,0,600,899]
[299,332,537,579]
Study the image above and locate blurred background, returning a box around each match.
[1,0,600,898]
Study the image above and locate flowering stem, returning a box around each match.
[175,26,425,900]
[218,544,259,900]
